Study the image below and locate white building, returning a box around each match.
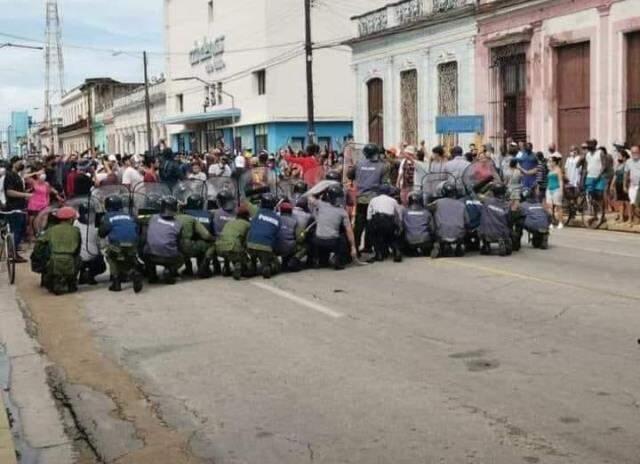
[163,0,388,154]
[347,0,478,150]
[110,79,167,155]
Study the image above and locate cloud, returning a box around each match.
[0,0,163,126]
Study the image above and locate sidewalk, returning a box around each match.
[0,276,73,464]
[0,392,17,464]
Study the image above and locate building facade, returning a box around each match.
[164,0,387,154]
[476,0,640,154]
[59,78,141,154]
[6,111,30,156]
[110,79,167,155]
[348,0,478,150]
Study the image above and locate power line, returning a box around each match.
[0,31,304,57]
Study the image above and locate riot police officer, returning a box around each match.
[430,182,468,258]
[98,196,143,293]
[402,191,434,257]
[247,193,281,279]
[479,183,513,256]
[348,143,387,256]
[144,196,184,284]
[177,195,215,278]
[515,188,551,250]
[310,184,357,270]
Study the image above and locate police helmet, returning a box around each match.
[407,191,423,207]
[105,195,123,212]
[185,194,204,210]
[292,180,308,194]
[441,182,457,198]
[217,190,236,211]
[520,188,532,202]
[363,143,380,160]
[260,192,277,210]
[491,183,507,198]
[296,196,309,212]
[325,170,341,182]
[160,196,179,216]
[325,184,344,206]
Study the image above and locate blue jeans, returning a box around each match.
[7,211,26,249]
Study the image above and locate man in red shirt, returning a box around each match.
[285,144,321,186]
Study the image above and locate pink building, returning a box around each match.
[476,0,640,154]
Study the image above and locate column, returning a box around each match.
[597,4,611,146]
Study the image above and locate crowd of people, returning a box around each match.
[1,135,639,295]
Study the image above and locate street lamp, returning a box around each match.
[173,76,238,153]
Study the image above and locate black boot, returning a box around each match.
[109,276,122,292]
[182,259,194,277]
[198,258,213,279]
[132,271,144,293]
[430,242,440,259]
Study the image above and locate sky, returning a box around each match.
[0,0,164,128]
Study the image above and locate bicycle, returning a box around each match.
[0,210,25,285]
[562,186,604,229]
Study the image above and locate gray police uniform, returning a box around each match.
[403,207,434,246]
[479,197,511,241]
[433,198,467,242]
[520,202,550,232]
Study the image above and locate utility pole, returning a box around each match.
[143,51,153,155]
[304,0,316,145]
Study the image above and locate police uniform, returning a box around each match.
[40,221,81,295]
[402,204,434,255]
[516,200,551,249]
[247,208,281,277]
[99,210,139,281]
[144,214,185,283]
[176,213,215,276]
[351,158,386,253]
[215,217,251,278]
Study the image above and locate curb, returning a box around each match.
[0,393,17,464]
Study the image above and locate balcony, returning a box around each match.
[353,0,476,38]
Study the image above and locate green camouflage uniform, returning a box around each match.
[175,214,215,259]
[39,222,81,294]
[215,218,250,269]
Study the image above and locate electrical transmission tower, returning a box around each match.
[44,0,65,155]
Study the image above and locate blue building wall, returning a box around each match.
[171,121,353,156]
[8,111,29,156]
[268,121,353,153]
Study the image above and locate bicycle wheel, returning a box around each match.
[5,232,16,285]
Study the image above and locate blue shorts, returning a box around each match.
[585,177,606,193]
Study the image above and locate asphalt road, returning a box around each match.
[21,228,640,463]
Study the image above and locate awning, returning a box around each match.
[164,108,241,125]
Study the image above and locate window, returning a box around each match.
[176,94,184,113]
[208,0,214,22]
[438,61,458,146]
[255,124,268,152]
[367,78,384,146]
[400,69,418,145]
[255,69,266,95]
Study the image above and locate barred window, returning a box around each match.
[400,69,418,145]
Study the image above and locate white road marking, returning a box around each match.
[252,282,344,319]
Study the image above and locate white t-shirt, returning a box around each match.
[188,172,207,182]
[208,164,232,177]
[121,166,143,186]
[564,156,582,187]
[585,151,602,178]
[0,174,6,206]
[625,158,640,187]
[234,155,246,169]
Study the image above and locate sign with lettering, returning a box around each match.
[189,36,226,74]
[436,115,484,134]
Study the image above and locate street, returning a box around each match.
[13,227,640,464]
